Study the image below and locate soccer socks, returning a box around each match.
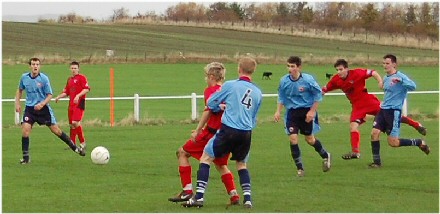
[77,125,86,144]
[179,165,193,193]
[59,132,77,151]
[350,131,361,153]
[195,163,210,200]
[371,141,381,164]
[290,144,303,170]
[312,139,329,159]
[22,137,30,161]
[238,169,251,203]
[70,127,77,145]
[399,139,422,147]
[400,116,420,129]
[221,172,237,195]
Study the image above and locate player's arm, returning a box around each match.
[73,88,90,104]
[15,89,23,113]
[35,93,52,111]
[307,80,323,123]
[190,110,211,142]
[371,70,384,89]
[55,92,68,103]
[274,102,284,122]
[306,101,319,123]
[322,79,336,94]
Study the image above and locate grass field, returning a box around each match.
[2,22,439,65]
[2,62,439,212]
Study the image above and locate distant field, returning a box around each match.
[2,22,438,65]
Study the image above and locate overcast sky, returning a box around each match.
[2,1,183,21]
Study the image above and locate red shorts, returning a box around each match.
[68,106,85,124]
[351,97,381,124]
[182,128,230,166]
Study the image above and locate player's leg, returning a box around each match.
[369,110,386,168]
[387,110,430,154]
[71,107,86,148]
[400,116,427,136]
[68,108,77,145]
[236,161,252,209]
[214,155,239,205]
[20,122,33,164]
[48,124,84,156]
[341,121,362,160]
[302,115,331,172]
[168,146,194,202]
[286,109,304,176]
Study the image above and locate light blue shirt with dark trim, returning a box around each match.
[381,71,416,110]
[277,73,322,109]
[18,72,53,107]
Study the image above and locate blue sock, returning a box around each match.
[22,137,29,161]
[371,141,381,164]
[238,168,251,202]
[195,163,210,200]
[290,144,303,170]
[399,139,422,147]
[312,139,329,159]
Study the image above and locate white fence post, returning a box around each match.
[134,93,140,122]
[191,93,197,121]
[15,111,20,125]
[402,98,407,116]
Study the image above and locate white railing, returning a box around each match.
[4,90,439,125]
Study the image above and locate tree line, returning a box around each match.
[45,2,439,42]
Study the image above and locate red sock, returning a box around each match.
[400,116,420,128]
[179,166,192,193]
[221,172,236,194]
[350,131,360,153]
[77,125,85,143]
[70,128,77,144]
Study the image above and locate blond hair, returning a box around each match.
[204,62,226,82]
[239,57,257,74]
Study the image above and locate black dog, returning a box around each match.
[325,73,333,79]
[262,71,273,80]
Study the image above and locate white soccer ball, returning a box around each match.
[90,146,110,165]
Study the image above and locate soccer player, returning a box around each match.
[182,57,262,209]
[368,54,430,168]
[322,59,427,160]
[55,61,90,150]
[274,56,331,177]
[168,62,239,205]
[15,58,85,164]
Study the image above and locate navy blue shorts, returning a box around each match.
[22,105,57,126]
[286,108,314,136]
[372,109,401,137]
[204,124,252,162]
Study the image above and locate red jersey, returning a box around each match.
[62,74,90,108]
[204,84,222,130]
[323,68,377,104]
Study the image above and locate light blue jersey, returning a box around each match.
[19,72,53,107]
[277,73,322,109]
[381,71,416,110]
[207,77,262,131]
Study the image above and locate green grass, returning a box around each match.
[2,22,438,63]
[2,121,438,212]
[2,63,439,212]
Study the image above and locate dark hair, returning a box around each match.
[28,57,40,65]
[334,59,348,68]
[383,54,397,63]
[70,61,80,67]
[287,56,302,66]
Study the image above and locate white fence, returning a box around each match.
[4,91,439,125]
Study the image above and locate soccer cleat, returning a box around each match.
[419,141,430,155]
[297,169,305,177]
[230,195,240,205]
[181,197,203,208]
[416,126,427,136]
[322,153,331,172]
[368,162,382,169]
[19,158,30,164]
[243,201,253,209]
[77,147,86,156]
[341,152,360,160]
[80,143,87,150]
[168,191,193,202]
